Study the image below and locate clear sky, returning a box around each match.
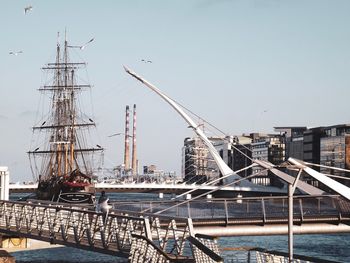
[1,0,349,182]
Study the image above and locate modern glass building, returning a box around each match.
[181,124,350,188]
[250,133,285,186]
[320,125,350,186]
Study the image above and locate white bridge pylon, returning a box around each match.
[123,66,238,182]
[124,66,336,197]
[289,158,350,201]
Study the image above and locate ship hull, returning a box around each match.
[57,192,95,204]
[36,172,96,204]
[28,36,103,206]
[36,184,95,204]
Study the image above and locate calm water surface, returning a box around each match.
[10,234,350,263]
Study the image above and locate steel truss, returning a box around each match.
[0,200,222,262]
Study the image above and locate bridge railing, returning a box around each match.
[188,234,223,263]
[0,200,151,257]
[111,195,350,224]
[129,232,223,263]
[130,233,193,263]
[221,247,337,263]
[0,200,225,261]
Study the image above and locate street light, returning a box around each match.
[108,132,133,138]
[108,132,134,178]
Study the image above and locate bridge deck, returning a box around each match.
[8,182,285,196]
[111,194,350,236]
[1,195,350,261]
[0,200,222,262]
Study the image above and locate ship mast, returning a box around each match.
[28,32,103,182]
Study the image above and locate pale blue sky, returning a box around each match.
[1,0,349,182]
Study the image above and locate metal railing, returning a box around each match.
[0,200,224,262]
[189,234,223,263]
[221,247,338,263]
[112,195,350,225]
[0,200,150,257]
[129,233,224,263]
[130,234,193,263]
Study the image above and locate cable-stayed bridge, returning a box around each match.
[0,193,350,262]
[2,68,350,263]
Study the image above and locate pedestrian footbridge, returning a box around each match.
[0,200,223,262]
[1,195,350,262]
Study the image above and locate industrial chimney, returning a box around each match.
[131,104,137,175]
[124,105,130,171]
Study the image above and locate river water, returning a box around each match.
[9,234,350,262]
[8,193,350,262]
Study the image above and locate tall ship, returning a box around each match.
[28,33,104,203]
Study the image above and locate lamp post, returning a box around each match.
[288,168,303,262]
[108,132,134,177]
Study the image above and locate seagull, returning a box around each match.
[24,5,33,14]
[9,51,23,56]
[108,133,122,137]
[80,38,94,50]
[68,38,94,50]
[96,191,111,223]
[141,59,152,63]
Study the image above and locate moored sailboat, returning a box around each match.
[28,33,103,203]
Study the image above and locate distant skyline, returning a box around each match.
[1,1,349,182]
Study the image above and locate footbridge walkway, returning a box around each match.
[0,199,223,262]
[112,194,350,236]
[1,194,350,262]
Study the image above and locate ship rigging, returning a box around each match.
[28,33,103,203]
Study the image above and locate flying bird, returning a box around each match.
[68,38,94,50]
[9,51,23,56]
[108,133,122,137]
[24,5,33,14]
[80,38,94,50]
[141,59,152,63]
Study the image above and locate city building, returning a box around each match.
[230,136,253,178]
[303,127,324,174]
[274,126,307,160]
[182,137,217,184]
[212,135,253,183]
[250,133,285,186]
[320,124,350,186]
[143,164,157,174]
[182,135,253,184]
[276,124,350,188]
[182,123,350,188]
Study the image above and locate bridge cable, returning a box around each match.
[137,164,257,213]
[154,168,270,214]
[303,161,350,173]
[175,98,255,162]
